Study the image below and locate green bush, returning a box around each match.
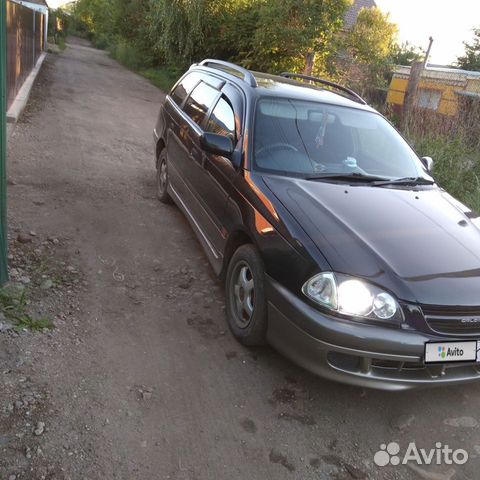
[110,39,148,71]
[92,33,111,50]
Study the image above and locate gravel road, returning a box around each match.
[4,38,480,480]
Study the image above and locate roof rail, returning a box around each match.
[280,72,367,105]
[197,59,258,88]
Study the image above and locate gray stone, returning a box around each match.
[34,421,45,436]
[443,416,478,428]
[40,279,54,290]
[17,233,33,244]
[391,413,415,431]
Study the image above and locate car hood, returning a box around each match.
[263,175,480,306]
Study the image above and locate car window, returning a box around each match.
[206,97,235,139]
[253,97,428,179]
[183,82,219,127]
[170,72,202,106]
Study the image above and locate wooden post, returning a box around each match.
[0,0,8,285]
[304,52,316,76]
[401,61,423,131]
[423,36,434,68]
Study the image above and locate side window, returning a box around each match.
[207,97,235,139]
[183,82,219,127]
[170,72,201,106]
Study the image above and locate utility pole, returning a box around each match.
[423,36,434,68]
[0,0,8,285]
[401,37,433,131]
[401,61,423,131]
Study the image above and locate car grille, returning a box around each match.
[422,306,480,336]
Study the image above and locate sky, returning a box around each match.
[47,0,70,8]
[376,0,480,65]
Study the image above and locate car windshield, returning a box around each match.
[253,97,430,181]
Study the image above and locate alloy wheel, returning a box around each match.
[157,158,168,197]
[230,261,255,328]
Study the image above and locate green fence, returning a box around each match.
[0,0,8,285]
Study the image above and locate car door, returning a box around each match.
[198,92,239,253]
[167,77,226,253]
[164,71,203,198]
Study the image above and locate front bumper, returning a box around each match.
[266,276,480,391]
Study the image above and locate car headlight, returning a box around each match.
[302,272,403,324]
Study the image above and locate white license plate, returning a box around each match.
[425,341,479,364]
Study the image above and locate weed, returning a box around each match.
[411,134,480,208]
[14,315,54,333]
[391,106,480,214]
[58,36,66,51]
[0,285,53,333]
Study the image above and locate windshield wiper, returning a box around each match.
[371,176,435,187]
[306,173,388,183]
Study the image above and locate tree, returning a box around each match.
[71,0,351,77]
[244,0,351,74]
[346,7,398,66]
[391,42,424,66]
[457,28,480,71]
[336,7,398,91]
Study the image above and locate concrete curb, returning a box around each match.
[6,52,47,129]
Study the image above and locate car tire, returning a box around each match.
[156,150,172,204]
[225,244,267,346]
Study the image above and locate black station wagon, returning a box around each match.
[153,59,480,390]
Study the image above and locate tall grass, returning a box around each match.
[398,106,480,213]
[82,37,179,93]
[412,134,480,211]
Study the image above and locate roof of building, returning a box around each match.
[23,0,48,6]
[394,64,480,84]
[456,91,480,99]
[10,0,49,11]
[344,0,376,29]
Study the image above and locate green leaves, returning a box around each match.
[232,0,351,73]
[457,28,480,71]
[391,42,425,67]
[72,0,351,74]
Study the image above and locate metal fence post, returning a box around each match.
[0,0,9,285]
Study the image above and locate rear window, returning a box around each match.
[170,72,201,106]
[183,82,219,127]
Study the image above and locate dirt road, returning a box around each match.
[3,38,480,479]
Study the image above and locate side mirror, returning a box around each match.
[421,156,434,172]
[200,132,234,158]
